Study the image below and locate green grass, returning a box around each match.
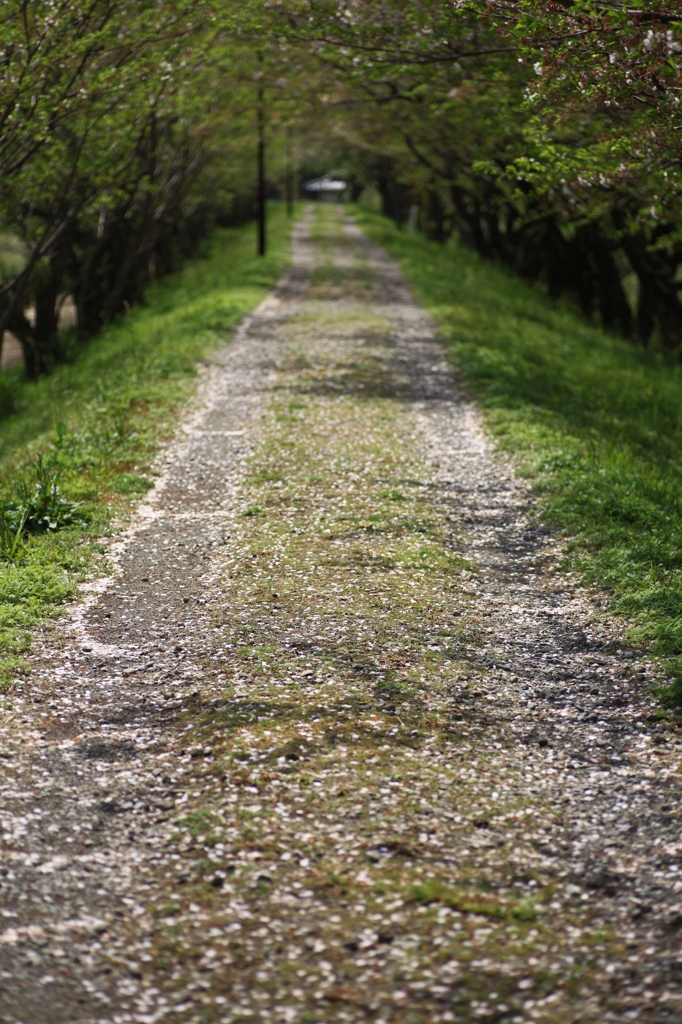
[353,206,682,708]
[0,203,296,686]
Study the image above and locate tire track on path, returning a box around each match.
[1,206,680,1024]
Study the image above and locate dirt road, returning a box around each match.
[1,207,681,1024]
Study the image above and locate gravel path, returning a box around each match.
[1,207,681,1024]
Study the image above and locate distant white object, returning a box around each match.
[303,175,347,202]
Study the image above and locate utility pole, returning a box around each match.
[257,55,266,256]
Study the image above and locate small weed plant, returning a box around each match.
[0,507,28,563]
[9,456,85,534]
[0,455,87,563]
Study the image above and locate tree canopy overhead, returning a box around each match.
[283,0,682,347]
[1,0,682,377]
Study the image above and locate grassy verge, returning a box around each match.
[353,206,682,708]
[0,203,296,686]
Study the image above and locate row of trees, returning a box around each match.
[1,2,210,375]
[0,1,309,376]
[2,2,682,378]
[283,0,682,350]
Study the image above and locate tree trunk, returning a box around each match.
[621,233,682,348]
